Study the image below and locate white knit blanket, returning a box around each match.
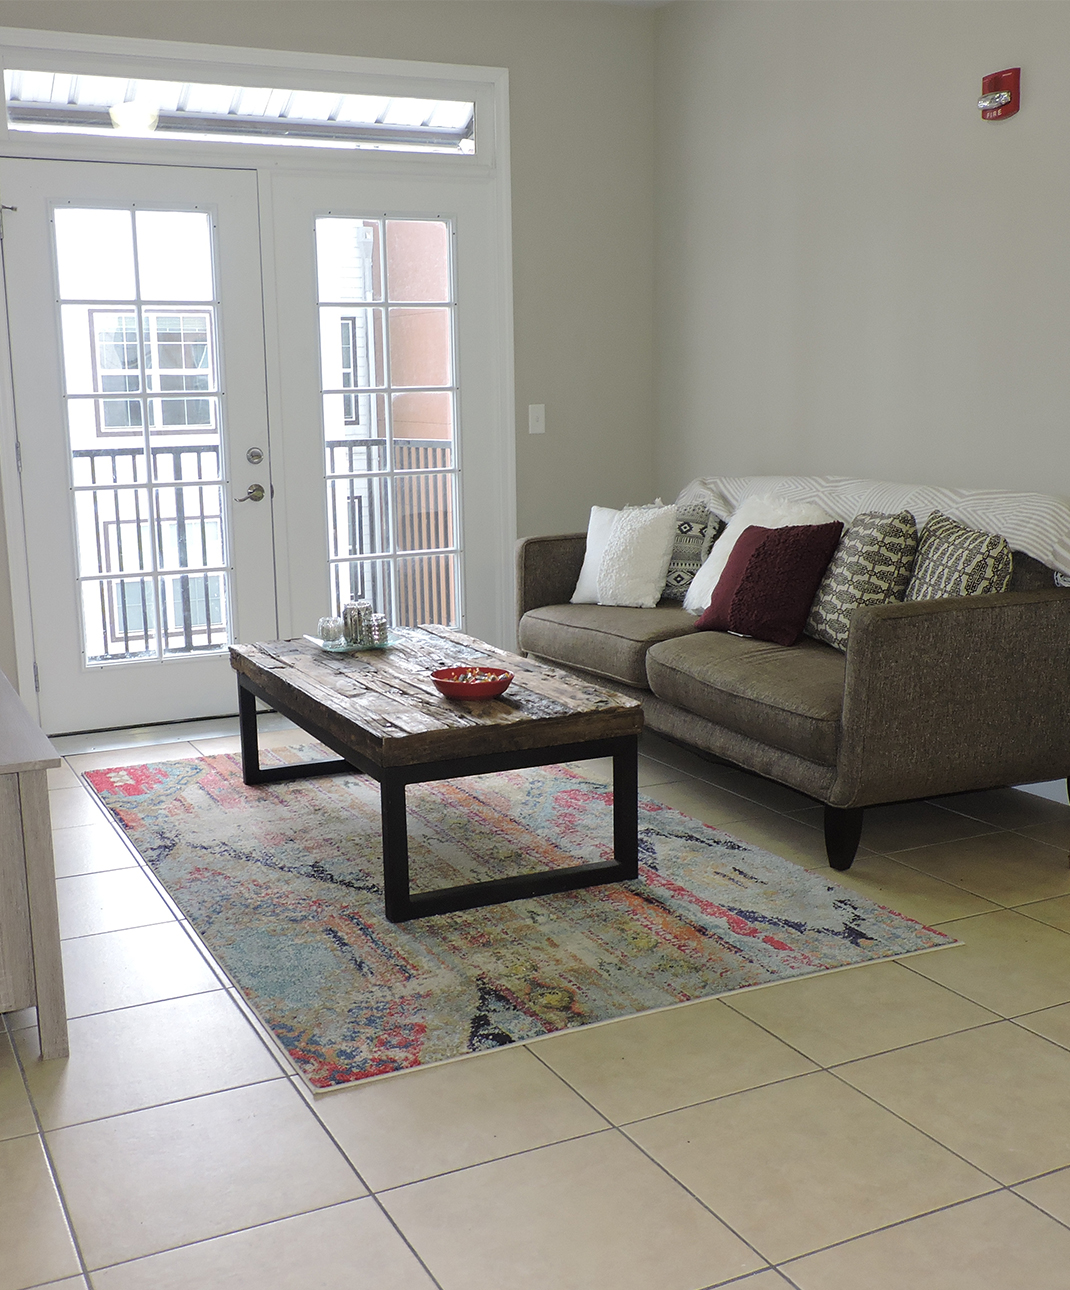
[676,474,1070,582]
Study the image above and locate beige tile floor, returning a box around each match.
[4,720,1070,1288]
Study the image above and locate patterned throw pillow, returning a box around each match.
[662,505,724,601]
[806,510,918,651]
[904,511,1012,602]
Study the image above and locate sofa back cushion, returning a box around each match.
[1008,550,1056,590]
[676,474,1070,585]
[905,511,1013,601]
[695,521,844,646]
[806,510,918,652]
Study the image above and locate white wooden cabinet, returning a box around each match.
[0,670,68,1058]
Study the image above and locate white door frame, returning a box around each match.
[0,26,515,719]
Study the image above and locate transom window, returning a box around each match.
[5,69,475,154]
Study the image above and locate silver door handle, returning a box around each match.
[235,483,265,503]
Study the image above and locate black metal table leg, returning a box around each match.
[612,735,640,880]
[235,674,354,786]
[381,734,643,923]
[381,772,414,923]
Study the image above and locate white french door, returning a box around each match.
[1,158,513,734]
[1,158,276,732]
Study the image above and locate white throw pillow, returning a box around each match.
[597,504,678,607]
[571,506,622,603]
[682,494,837,615]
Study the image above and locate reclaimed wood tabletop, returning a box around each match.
[230,625,643,767]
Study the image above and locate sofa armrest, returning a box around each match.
[832,589,1070,807]
[516,533,587,620]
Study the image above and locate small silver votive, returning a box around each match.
[318,615,345,643]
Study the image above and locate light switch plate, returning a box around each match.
[528,403,545,434]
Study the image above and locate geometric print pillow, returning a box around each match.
[904,511,1013,602]
[662,505,724,601]
[806,510,918,651]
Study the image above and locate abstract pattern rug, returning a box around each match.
[85,750,956,1090]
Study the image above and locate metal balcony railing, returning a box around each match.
[73,437,458,657]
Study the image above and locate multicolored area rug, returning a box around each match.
[85,750,955,1090]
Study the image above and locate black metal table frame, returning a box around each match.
[236,672,639,923]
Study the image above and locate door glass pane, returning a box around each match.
[316,219,382,301]
[160,571,229,653]
[330,559,394,622]
[394,473,455,552]
[68,402,147,483]
[54,204,231,663]
[326,475,391,558]
[60,306,142,395]
[81,577,157,660]
[316,216,458,627]
[319,307,385,389]
[54,208,136,299]
[74,489,153,575]
[135,211,213,301]
[148,395,219,438]
[323,392,388,472]
[395,554,457,627]
[153,486,226,570]
[385,220,449,302]
[392,392,453,470]
[387,308,451,387]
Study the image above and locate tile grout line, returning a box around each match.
[896,951,1070,1024]
[76,1195,446,1289]
[1006,1185,1070,1238]
[820,1057,1019,1194]
[14,1028,449,1290]
[702,1001,1022,1198]
[3,1012,93,1285]
[521,1044,779,1283]
[20,1072,289,1136]
[293,1106,449,1290]
[771,1191,1013,1274]
[368,1125,619,1196]
[532,1000,1024,1269]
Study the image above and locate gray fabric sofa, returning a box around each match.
[516,529,1070,871]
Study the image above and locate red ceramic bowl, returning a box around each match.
[431,665,514,699]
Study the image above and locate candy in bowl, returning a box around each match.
[430,665,514,699]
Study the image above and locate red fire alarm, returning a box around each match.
[979,67,1020,120]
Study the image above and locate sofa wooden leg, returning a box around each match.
[824,806,864,871]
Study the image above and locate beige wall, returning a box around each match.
[0,0,656,681]
[655,1,1070,500]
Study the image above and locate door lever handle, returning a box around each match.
[235,483,266,503]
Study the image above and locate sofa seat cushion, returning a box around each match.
[645,633,846,765]
[519,603,696,688]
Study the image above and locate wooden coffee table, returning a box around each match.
[229,626,643,922]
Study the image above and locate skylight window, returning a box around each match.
[4,70,477,154]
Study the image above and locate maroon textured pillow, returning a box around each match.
[695,522,844,646]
